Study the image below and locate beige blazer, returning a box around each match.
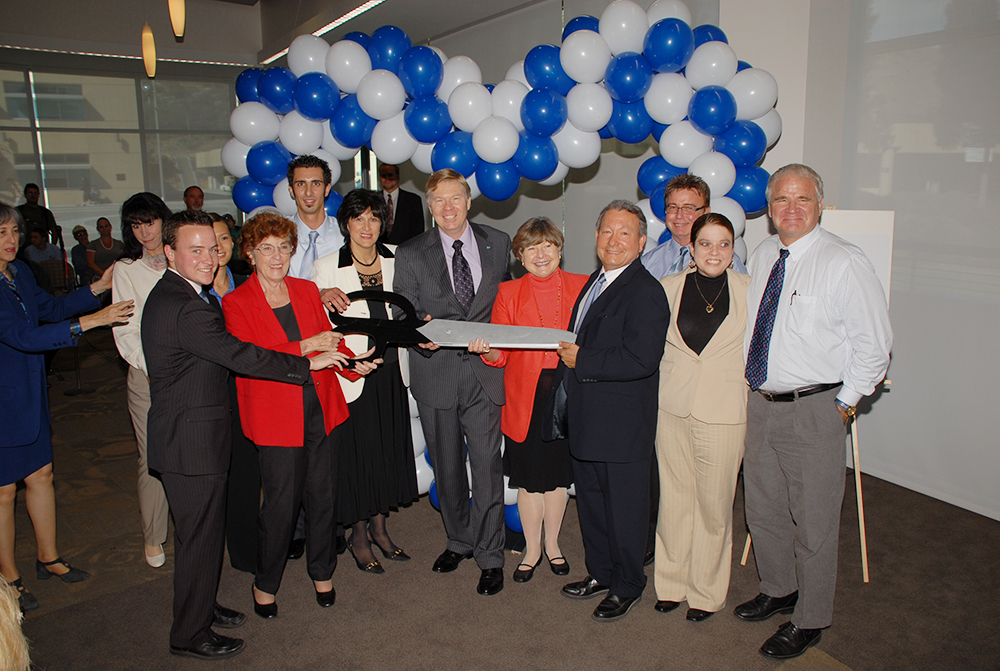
[658,268,750,425]
[310,245,409,403]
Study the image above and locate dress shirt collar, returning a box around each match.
[438,221,475,254]
[783,224,822,261]
[600,263,630,291]
[168,267,206,295]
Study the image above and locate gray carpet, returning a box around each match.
[13,330,1000,670]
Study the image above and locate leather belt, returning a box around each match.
[757,382,841,403]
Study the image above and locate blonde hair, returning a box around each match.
[0,581,30,671]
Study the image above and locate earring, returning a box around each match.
[728,259,734,269]
[688,261,696,269]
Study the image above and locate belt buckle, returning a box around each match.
[759,390,777,402]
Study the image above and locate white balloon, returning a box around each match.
[371,110,418,164]
[728,68,779,121]
[311,148,342,184]
[466,173,481,200]
[644,72,693,125]
[230,102,280,145]
[689,151,736,196]
[539,161,569,186]
[438,56,482,105]
[321,121,361,160]
[502,475,518,506]
[659,119,714,168]
[636,198,667,253]
[505,60,531,89]
[272,179,297,217]
[559,29,613,84]
[429,46,447,64]
[410,417,425,456]
[414,456,434,495]
[410,142,435,173]
[599,0,650,56]
[287,34,330,77]
[356,69,406,121]
[472,116,519,163]
[552,121,601,169]
[278,110,324,155]
[566,82,613,132]
[221,137,251,178]
[734,236,747,263]
[408,390,420,418]
[491,80,529,131]
[325,40,372,94]
[647,0,692,27]
[752,107,782,148]
[709,196,747,238]
[448,82,493,133]
[684,41,738,90]
[567,482,576,497]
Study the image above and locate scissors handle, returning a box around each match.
[327,290,425,370]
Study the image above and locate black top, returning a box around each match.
[677,271,729,356]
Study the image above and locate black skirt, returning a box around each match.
[503,369,574,493]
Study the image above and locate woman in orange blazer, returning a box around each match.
[652,213,750,623]
[468,217,588,584]
[222,211,375,618]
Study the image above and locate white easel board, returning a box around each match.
[820,210,895,308]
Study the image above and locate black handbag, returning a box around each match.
[542,365,569,442]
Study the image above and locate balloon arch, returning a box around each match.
[221,0,781,529]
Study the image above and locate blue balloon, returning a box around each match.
[727,166,770,214]
[246,141,292,186]
[604,52,653,103]
[404,95,452,143]
[607,99,653,144]
[643,18,695,73]
[737,60,753,72]
[257,67,297,114]
[232,176,275,213]
[562,15,600,41]
[651,121,668,143]
[485,84,495,93]
[687,85,737,136]
[637,155,685,197]
[650,181,668,221]
[367,25,412,72]
[512,131,558,181]
[431,130,479,177]
[293,72,340,122]
[693,24,728,47]
[429,480,440,510]
[342,32,370,49]
[658,228,672,244]
[714,120,767,167]
[324,190,344,218]
[235,68,263,103]
[524,44,575,95]
[476,160,521,201]
[598,124,613,139]
[398,46,444,98]
[424,447,433,468]
[520,89,568,138]
[504,504,523,533]
[330,94,378,148]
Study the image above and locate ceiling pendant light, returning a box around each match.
[169,0,186,38]
[142,22,157,78]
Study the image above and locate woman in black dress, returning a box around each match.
[310,189,418,574]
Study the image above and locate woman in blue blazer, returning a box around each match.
[0,203,133,612]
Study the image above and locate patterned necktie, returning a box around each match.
[575,273,606,333]
[745,248,790,390]
[667,246,690,275]
[452,240,475,311]
[385,194,394,236]
[302,230,320,279]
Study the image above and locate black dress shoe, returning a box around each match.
[654,600,681,613]
[512,560,540,583]
[547,555,570,576]
[686,608,714,622]
[251,585,277,620]
[643,548,655,567]
[477,568,504,595]
[36,557,90,583]
[315,588,336,608]
[561,576,610,600]
[212,604,246,628]
[592,594,641,621]
[8,579,39,612]
[759,621,822,659]
[432,549,474,573]
[287,538,305,561]
[336,535,348,555]
[734,591,798,621]
[170,631,245,660]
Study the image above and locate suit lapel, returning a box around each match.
[424,227,465,314]
[248,273,290,343]
[699,270,744,359]
[579,260,643,332]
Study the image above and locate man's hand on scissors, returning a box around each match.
[418,315,440,350]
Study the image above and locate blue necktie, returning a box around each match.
[452,240,475,311]
[575,273,606,333]
[667,246,690,275]
[302,230,320,279]
[745,248,789,390]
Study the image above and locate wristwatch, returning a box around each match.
[69,319,83,339]
[835,399,856,417]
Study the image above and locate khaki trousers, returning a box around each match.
[127,366,169,547]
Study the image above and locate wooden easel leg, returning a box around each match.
[740,533,752,566]
[851,418,870,583]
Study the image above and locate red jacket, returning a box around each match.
[222,274,357,447]
[484,269,589,443]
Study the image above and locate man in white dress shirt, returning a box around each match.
[735,164,892,659]
[286,155,344,280]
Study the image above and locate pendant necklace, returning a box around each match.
[694,272,727,314]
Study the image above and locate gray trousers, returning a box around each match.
[418,361,504,569]
[743,386,847,629]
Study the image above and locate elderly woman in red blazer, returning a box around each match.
[222,211,375,619]
[468,217,588,584]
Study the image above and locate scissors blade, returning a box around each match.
[417,319,576,349]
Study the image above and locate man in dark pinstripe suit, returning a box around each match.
[142,211,343,660]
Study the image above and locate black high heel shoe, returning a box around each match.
[371,537,411,562]
[36,557,90,583]
[546,554,570,576]
[251,584,277,620]
[348,543,385,574]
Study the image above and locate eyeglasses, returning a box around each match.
[665,204,707,215]
[379,173,396,179]
[254,243,293,256]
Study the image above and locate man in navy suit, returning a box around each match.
[378,163,425,245]
[557,200,670,621]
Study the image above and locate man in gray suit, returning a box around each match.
[393,169,511,596]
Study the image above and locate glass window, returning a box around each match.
[145,132,234,211]
[141,80,233,132]
[0,70,31,126]
[31,72,139,130]
[0,130,37,205]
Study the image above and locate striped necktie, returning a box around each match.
[745,248,789,390]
